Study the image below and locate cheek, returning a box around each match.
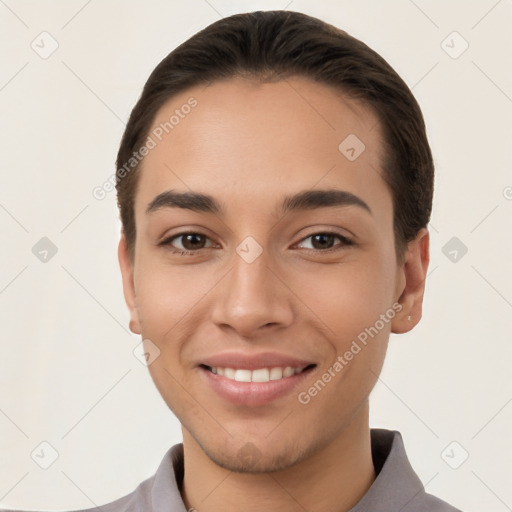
[133,256,215,339]
[293,255,396,347]
[295,260,394,416]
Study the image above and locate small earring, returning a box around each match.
[407,315,412,321]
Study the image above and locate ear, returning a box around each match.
[391,228,430,334]
[118,233,141,335]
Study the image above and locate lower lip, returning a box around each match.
[200,366,315,407]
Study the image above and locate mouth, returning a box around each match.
[200,364,316,383]
[198,362,317,406]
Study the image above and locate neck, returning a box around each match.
[180,403,376,512]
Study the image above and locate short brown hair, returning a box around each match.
[115,10,434,264]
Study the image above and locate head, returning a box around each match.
[117,10,432,472]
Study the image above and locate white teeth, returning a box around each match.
[269,367,283,380]
[224,368,235,379]
[251,368,270,382]
[209,365,308,382]
[234,369,252,382]
[283,366,295,378]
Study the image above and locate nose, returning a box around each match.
[210,246,294,337]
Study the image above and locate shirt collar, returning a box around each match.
[349,429,426,510]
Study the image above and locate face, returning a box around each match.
[119,76,428,472]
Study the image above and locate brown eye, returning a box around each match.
[180,233,207,250]
[159,232,215,254]
[311,233,336,250]
[296,232,353,251]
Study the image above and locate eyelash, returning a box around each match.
[158,231,354,256]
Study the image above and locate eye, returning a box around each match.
[295,232,353,252]
[159,230,353,256]
[159,232,216,255]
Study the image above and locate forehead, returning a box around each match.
[134,76,390,220]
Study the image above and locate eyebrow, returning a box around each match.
[145,188,372,217]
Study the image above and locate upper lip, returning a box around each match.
[199,352,316,370]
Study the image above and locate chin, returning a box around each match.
[198,435,318,474]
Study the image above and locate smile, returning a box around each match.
[204,365,313,383]
[199,362,317,406]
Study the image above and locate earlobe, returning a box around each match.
[391,228,430,334]
[118,233,141,335]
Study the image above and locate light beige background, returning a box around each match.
[0,0,511,510]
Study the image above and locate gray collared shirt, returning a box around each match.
[1,429,463,512]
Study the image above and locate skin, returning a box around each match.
[118,76,429,512]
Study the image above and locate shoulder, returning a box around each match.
[0,444,185,512]
[367,429,465,512]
